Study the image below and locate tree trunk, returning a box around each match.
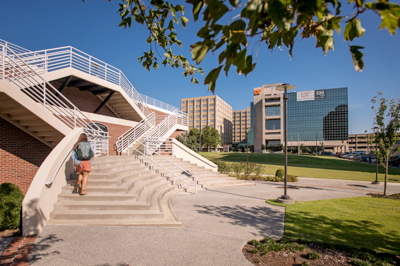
[384,162,388,196]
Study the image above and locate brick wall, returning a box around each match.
[169,130,183,139]
[95,121,132,155]
[0,118,52,195]
[61,86,117,118]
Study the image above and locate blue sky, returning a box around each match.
[1,0,399,134]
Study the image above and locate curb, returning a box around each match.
[0,235,37,266]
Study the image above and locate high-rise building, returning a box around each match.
[181,95,233,144]
[232,108,251,144]
[254,83,349,153]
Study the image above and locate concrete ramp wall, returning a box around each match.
[22,128,83,236]
[171,139,218,172]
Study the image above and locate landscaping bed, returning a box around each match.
[243,238,400,266]
[367,193,400,200]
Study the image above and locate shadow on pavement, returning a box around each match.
[194,204,283,237]
[29,234,63,263]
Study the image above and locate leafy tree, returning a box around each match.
[261,144,266,151]
[113,0,400,91]
[279,143,284,151]
[371,92,400,196]
[201,125,222,151]
[300,144,310,153]
[176,128,200,151]
[318,144,324,152]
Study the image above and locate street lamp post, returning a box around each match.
[372,127,380,184]
[246,128,249,175]
[276,83,296,204]
[199,128,202,152]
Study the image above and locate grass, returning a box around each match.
[201,152,400,183]
[266,197,400,255]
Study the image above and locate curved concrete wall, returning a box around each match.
[22,128,83,236]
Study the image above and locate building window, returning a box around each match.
[266,106,281,116]
[265,98,280,103]
[266,119,281,130]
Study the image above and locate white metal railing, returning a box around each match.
[2,44,153,118]
[144,110,188,154]
[0,45,109,154]
[0,40,31,54]
[139,93,180,113]
[116,113,156,154]
[129,140,197,194]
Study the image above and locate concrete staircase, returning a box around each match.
[48,155,182,226]
[141,155,255,192]
[48,154,254,227]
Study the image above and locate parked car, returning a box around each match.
[262,150,269,153]
[340,152,351,158]
[321,151,333,156]
[389,156,400,167]
[354,155,362,161]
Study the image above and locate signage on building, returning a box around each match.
[315,89,326,99]
[297,90,315,101]
[254,89,262,95]
[297,89,327,101]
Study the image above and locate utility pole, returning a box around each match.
[298,133,300,155]
[315,133,318,156]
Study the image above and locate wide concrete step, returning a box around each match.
[47,219,181,227]
[72,166,150,180]
[82,172,160,187]
[50,210,164,220]
[91,162,147,173]
[53,201,150,211]
[58,193,137,202]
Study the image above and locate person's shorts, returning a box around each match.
[75,160,91,173]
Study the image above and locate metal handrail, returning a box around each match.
[45,148,73,187]
[11,45,153,118]
[139,93,180,113]
[144,110,187,154]
[129,141,197,194]
[0,45,109,154]
[0,39,31,54]
[116,113,156,153]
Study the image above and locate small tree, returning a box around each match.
[371,92,400,196]
[300,144,310,154]
[261,144,266,151]
[279,144,284,151]
[176,128,200,152]
[201,126,222,151]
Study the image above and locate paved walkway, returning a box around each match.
[2,178,400,265]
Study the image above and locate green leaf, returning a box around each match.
[204,66,222,93]
[316,29,334,55]
[350,45,364,72]
[379,6,400,35]
[190,42,209,64]
[169,4,176,16]
[180,16,190,28]
[229,0,238,8]
[233,49,246,73]
[344,18,365,41]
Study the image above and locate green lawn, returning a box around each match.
[200,152,400,183]
[267,197,400,255]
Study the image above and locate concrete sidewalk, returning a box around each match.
[25,178,400,265]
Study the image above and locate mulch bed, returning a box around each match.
[243,240,400,266]
[367,193,400,200]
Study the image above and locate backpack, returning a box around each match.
[76,141,94,160]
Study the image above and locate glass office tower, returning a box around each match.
[287,87,348,142]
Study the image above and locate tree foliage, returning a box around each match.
[201,125,222,150]
[371,92,400,196]
[112,0,400,92]
[176,128,201,151]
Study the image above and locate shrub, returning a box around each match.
[254,164,263,178]
[232,162,245,178]
[0,183,24,230]
[244,162,257,177]
[301,261,310,266]
[275,168,284,179]
[212,159,231,174]
[306,251,320,260]
[285,175,299,182]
